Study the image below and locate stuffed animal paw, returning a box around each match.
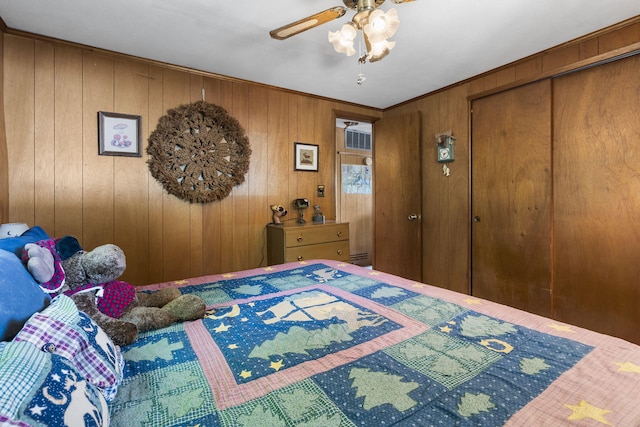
[23,243,55,283]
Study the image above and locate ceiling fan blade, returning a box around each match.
[270,7,347,40]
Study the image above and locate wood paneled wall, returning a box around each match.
[2,33,381,285]
[1,16,638,290]
[0,31,6,223]
[389,16,640,295]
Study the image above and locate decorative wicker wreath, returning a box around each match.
[147,100,251,203]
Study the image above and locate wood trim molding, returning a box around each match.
[468,42,640,101]
[0,24,383,113]
[387,15,640,110]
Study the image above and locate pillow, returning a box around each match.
[0,341,109,427]
[0,249,50,342]
[14,295,124,402]
[0,226,50,257]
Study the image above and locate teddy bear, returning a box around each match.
[23,236,206,346]
[271,204,288,225]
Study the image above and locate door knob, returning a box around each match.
[408,214,419,221]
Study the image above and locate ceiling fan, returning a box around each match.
[270,0,415,63]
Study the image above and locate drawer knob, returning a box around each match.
[297,255,303,261]
[337,231,342,237]
[337,249,343,255]
[297,236,303,242]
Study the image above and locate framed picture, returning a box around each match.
[98,111,142,157]
[294,142,319,172]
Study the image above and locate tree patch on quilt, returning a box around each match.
[370,285,407,299]
[218,379,348,426]
[109,361,214,426]
[384,331,501,390]
[349,367,419,411]
[392,295,468,327]
[458,392,496,418]
[232,283,264,296]
[459,315,517,338]
[123,337,184,363]
[520,357,551,375]
[248,324,355,359]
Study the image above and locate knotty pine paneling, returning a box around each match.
[0,31,6,224]
[213,80,235,274]
[231,81,250,273]
[315,100,336,222]
[114,59,153,286]
[34,41,55,232]
[188,74,204,279]
[160,68,193,282]
[54,45,84,239]
[201,77,223,277]
[4,35,34,226]
[82,52,115,248]
[246,85,269,269]
[2,33,381,285]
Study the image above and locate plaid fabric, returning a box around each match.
[96,280,136,318]
[0,341,46,417]
[0,341,109,427]
[0,415,31,427]
[14,295,124,401]
[65,280,136,319]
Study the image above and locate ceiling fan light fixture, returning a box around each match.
[328,22,358,56]
[352,9,372,29]
[364,33,395,62]
[363,8,399,42]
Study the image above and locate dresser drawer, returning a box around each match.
[284,241,350,263]
[284,223,349,247]
[267,222,350,265]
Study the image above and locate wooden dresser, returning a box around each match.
[266,222,350,265]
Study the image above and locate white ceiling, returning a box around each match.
[0,1,639,109]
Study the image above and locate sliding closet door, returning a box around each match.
[553,54,640,344]
[471,80,552,317]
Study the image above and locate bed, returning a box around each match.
[102,259,640,426]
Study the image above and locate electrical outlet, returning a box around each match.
[317,185,325,197]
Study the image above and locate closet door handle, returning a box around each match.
[408,214,419,221]
[473,216,481,222]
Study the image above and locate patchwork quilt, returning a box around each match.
[109,260,640,426]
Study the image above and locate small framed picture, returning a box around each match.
[98,111,142,157]
[294,142,319,172]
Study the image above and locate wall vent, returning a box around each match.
[345,130,372,151]
[349,252,369,265]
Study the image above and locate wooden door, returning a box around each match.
[553,54,640,344]
[374,112,422,280]
[471,80,552,317]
